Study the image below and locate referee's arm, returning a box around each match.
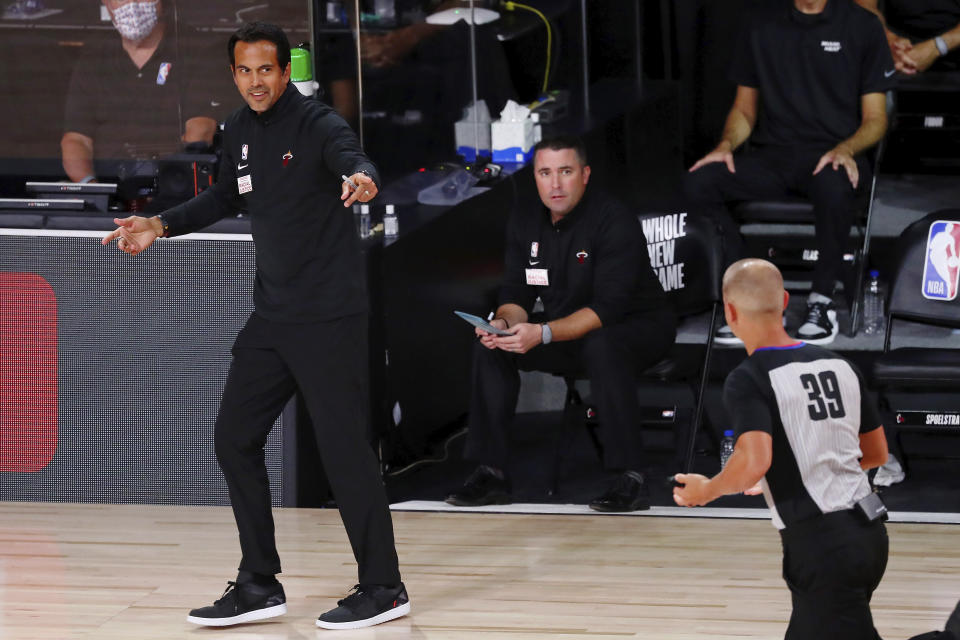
[673,431,772,507]
[859,426,888,470]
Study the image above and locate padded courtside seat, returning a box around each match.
[873,348,960,384]
[735,198,817,223]
[550,211,724,490]
[872,209,960,469]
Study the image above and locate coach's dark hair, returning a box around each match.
[533,135,588,166]
[228,22,291,70]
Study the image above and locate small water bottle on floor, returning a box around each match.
[863,270,885,335]
[720,430,735,469]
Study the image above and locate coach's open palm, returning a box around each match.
[102,216,162,257]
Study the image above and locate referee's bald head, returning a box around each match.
[722,259,785,316]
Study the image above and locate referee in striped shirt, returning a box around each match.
[674,258,890,639]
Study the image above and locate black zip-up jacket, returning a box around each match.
[161,83,378,323]
[499,189,668,325]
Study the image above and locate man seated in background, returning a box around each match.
[856,0,960,73]
[685,0,896,345]
[446,136,677,513]
[61,0,234,183]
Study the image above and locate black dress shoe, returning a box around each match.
[589,471,650,512]
[445,465,512,506]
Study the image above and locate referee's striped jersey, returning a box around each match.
[723,342,882,530]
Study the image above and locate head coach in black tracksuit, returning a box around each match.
[445,136,678,513]
[685,0,897,346]
[675,258,890,639]
[102,22,408,631]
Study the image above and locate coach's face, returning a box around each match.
[534,148,591,223]
[231,40,291,113]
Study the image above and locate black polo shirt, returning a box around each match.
[730,0,896,149]
[723,342,881,530]
[63,26,235,160]
[498,189,667,326]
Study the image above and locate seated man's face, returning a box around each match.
[231,40,291,114]
[533,147,591,220]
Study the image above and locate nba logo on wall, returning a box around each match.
[922,220,960,301]
[0,272,58,472]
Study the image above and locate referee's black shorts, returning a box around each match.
[779,509,888,640]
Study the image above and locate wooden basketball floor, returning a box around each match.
[1,502,957,639]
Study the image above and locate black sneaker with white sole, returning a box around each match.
[714,323,743,346]
[187,580,287,627]
[796,301,838,345]
[316,583,410,630]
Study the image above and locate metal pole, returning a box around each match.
[580,0,590,121]
[352,0,365,145]
[308,0,315,60]
[634,0,643,88]
[469,0,480,161]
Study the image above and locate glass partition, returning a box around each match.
[0,0,661,208]
[314,0,589,185]
[0,0,310,195]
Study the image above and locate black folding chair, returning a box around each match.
[872,209,960,471]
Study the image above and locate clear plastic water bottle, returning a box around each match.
[358,204,371,238]
[863,270,886,335]
[383,204,399,238]
[720,430,735,469]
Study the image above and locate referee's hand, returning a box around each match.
[672,473,712,507]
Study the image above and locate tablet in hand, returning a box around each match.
[454,310,512,336]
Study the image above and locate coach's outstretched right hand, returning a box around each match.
[102,216,164,257]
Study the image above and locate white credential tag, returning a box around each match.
[525,268,549,286]
[238,174,253,194]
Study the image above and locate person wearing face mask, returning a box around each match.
[61,0,235,183]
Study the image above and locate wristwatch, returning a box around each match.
[935,35,949,56]
[153,214,170,238]
[541,322,553,344]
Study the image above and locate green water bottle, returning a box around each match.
[291,45,316,97]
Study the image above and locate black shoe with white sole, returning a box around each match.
[187,580,287,627]
[316,583,410,630]
[796,301,838,345]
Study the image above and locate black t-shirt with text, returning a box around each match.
[729,0,896,149]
